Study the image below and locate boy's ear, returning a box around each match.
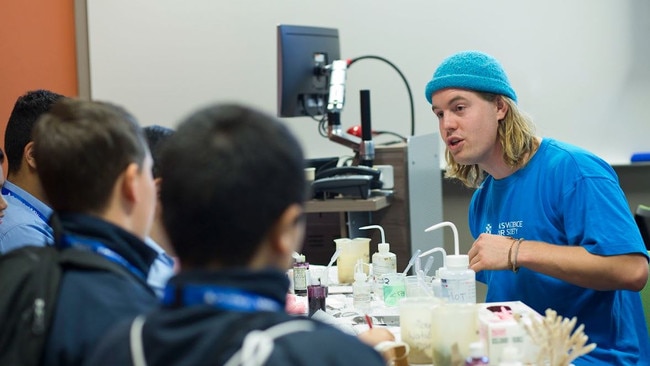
[271,204,305,257]
[120,163,140,203]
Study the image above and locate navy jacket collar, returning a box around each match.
[55,212,157,278]
[167,268,290,309]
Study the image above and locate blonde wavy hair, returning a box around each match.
[444,93,538,188]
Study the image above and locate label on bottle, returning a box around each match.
[373,255,397,276]
[294,267,307,294]
[441,277,476,303]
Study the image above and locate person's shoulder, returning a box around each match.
[59,266,157,312]
[0,213,52,253]
[538,138,613,176]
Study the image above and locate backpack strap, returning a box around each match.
[58,248,153,294]
[129,315,148,366]
[223,319,315,366]
[127,315,314,366]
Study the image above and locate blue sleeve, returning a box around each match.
[0,224,52,253]
[561,175,648,258]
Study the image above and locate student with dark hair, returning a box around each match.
[33,98,159,366]
[142,124,176,297]
[0,89,64,253]
[86,103,392,366]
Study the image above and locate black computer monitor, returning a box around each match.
[276,24,340,118]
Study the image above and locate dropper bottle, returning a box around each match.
[352,270,372,313]
[425,221,476,303]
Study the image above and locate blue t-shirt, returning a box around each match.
[469,138,649,365]
[0,180,53,253]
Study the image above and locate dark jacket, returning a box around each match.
[43,213,158,366]
[85,268,386,366]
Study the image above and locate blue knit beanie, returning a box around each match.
[424,50,517,104]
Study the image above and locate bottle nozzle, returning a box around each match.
[424,221,460,256]
[359,224,386,243]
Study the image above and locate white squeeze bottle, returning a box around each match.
[360,225,396,297]
[438,254,476,303]
[425,221,476,304]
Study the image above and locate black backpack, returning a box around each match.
[0,245,133,366]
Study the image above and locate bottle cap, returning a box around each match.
[468,341,485,358]
[310,271,321,286]
[296,254,305,263]
[378,243,390,253]
[445,254,469,269]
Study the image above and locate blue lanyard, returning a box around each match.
[61,234,147,281]
[162,284,283,313]
[1,186,48,223]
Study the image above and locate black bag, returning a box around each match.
[0,245,132,366]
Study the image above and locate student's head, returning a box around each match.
[160,103,306,270]
[424,50,536,187]
[32,98,156,238]
[4,89,65,175]
[143,125,175,179]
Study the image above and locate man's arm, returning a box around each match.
[468,233,649,291]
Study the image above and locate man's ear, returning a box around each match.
[495,96,509,121]
[24,141,37,169]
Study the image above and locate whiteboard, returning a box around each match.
[86,0,650,165]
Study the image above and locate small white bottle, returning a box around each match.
[498,344,523,366]
[465,341,489,366]
[439,254,476,303]
[352,271,372,313]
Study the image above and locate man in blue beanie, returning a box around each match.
[425,50,649,365]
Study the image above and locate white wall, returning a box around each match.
[87,0,650,165]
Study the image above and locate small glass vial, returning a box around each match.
[465,341,489,366]
[352,271,372,313]
[293,254,309,296]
